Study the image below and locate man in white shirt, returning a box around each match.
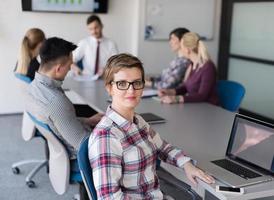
[72,15,118,76]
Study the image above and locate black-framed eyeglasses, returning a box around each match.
[111,80,145,90]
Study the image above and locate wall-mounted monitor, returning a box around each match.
[22,0,108,13]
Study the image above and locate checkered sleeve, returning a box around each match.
[149,126,191,168]
[88,128,128,200]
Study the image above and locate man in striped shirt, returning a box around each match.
[26,37,102,158]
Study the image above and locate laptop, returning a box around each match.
[201,114,274,188]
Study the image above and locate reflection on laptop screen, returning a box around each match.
[228,117,274,173]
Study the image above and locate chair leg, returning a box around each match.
[12,159,48,188]
[25,160,48,182]
[44,140,50,173]
[73,194,80,200]
[12,159,47,173]
[79,183,89,200]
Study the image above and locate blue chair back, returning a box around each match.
[78,137,97,200]
[14,73,32,84]
[27,112,52,132]
[27,112,82,188]
[217,80,245,112]
[77,60,84,70]
[14,73,45,139]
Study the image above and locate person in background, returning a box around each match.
[72,15,118,76]
[15,28,45,80]
[26,37,103,159]
[146,27,191,89]
[159,32,218,105]
[89,53,214,199]
[26,37,103,200]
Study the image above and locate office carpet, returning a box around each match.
[0,114,78,200]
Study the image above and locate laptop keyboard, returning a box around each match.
[212,159,262,179]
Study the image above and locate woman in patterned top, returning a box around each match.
[159,32,219,105]
[146,28,191,89]
[88,53,214,199]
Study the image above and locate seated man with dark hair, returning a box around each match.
[26,37,103,159]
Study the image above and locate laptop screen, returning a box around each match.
[227,115,274,174]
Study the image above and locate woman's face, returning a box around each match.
[169,34,181,53]
[107,67,144,111]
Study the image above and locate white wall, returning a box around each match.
[0,0,138,114]
[0,0,221,114]
[137,0,222,74]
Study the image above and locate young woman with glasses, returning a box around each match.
[88,53,214,199]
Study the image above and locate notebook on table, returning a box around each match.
[142,88,158,98]
[200,114,274,188]
[140,113,166,124]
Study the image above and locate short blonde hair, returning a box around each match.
[182,32,210,64]
[103,53,145,86]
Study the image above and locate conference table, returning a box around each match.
[63,78,274,200]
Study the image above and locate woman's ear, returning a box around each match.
[105,84,112,96]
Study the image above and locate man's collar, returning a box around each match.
[90,35,105,42]
[35,72,63,89]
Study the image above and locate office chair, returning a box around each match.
[77,60,84,70]
[12,73,48,188]
[217,80,245,112]
[78,136,201,200]
[27,112,82,196]
[157,167,202,200]
[78,137,97,200]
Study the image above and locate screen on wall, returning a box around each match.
[22,0,108,13]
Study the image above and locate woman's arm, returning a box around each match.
[149,127,191,168]
[148,127,214,186]
[89,129,127,200]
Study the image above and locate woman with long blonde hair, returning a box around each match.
[158,32,218,105]
[15,28,45,80]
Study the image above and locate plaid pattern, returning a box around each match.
[156,56,190,89]
[89,106,191,199]
[26,72,91,158]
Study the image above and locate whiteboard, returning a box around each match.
[145,0,216,40]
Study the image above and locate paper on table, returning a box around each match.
[73,74,99,82]
[65,90,86,105]
[142,88,158,98]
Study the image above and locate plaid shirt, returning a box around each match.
[155,56,190,89]
[89,106,191,199]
